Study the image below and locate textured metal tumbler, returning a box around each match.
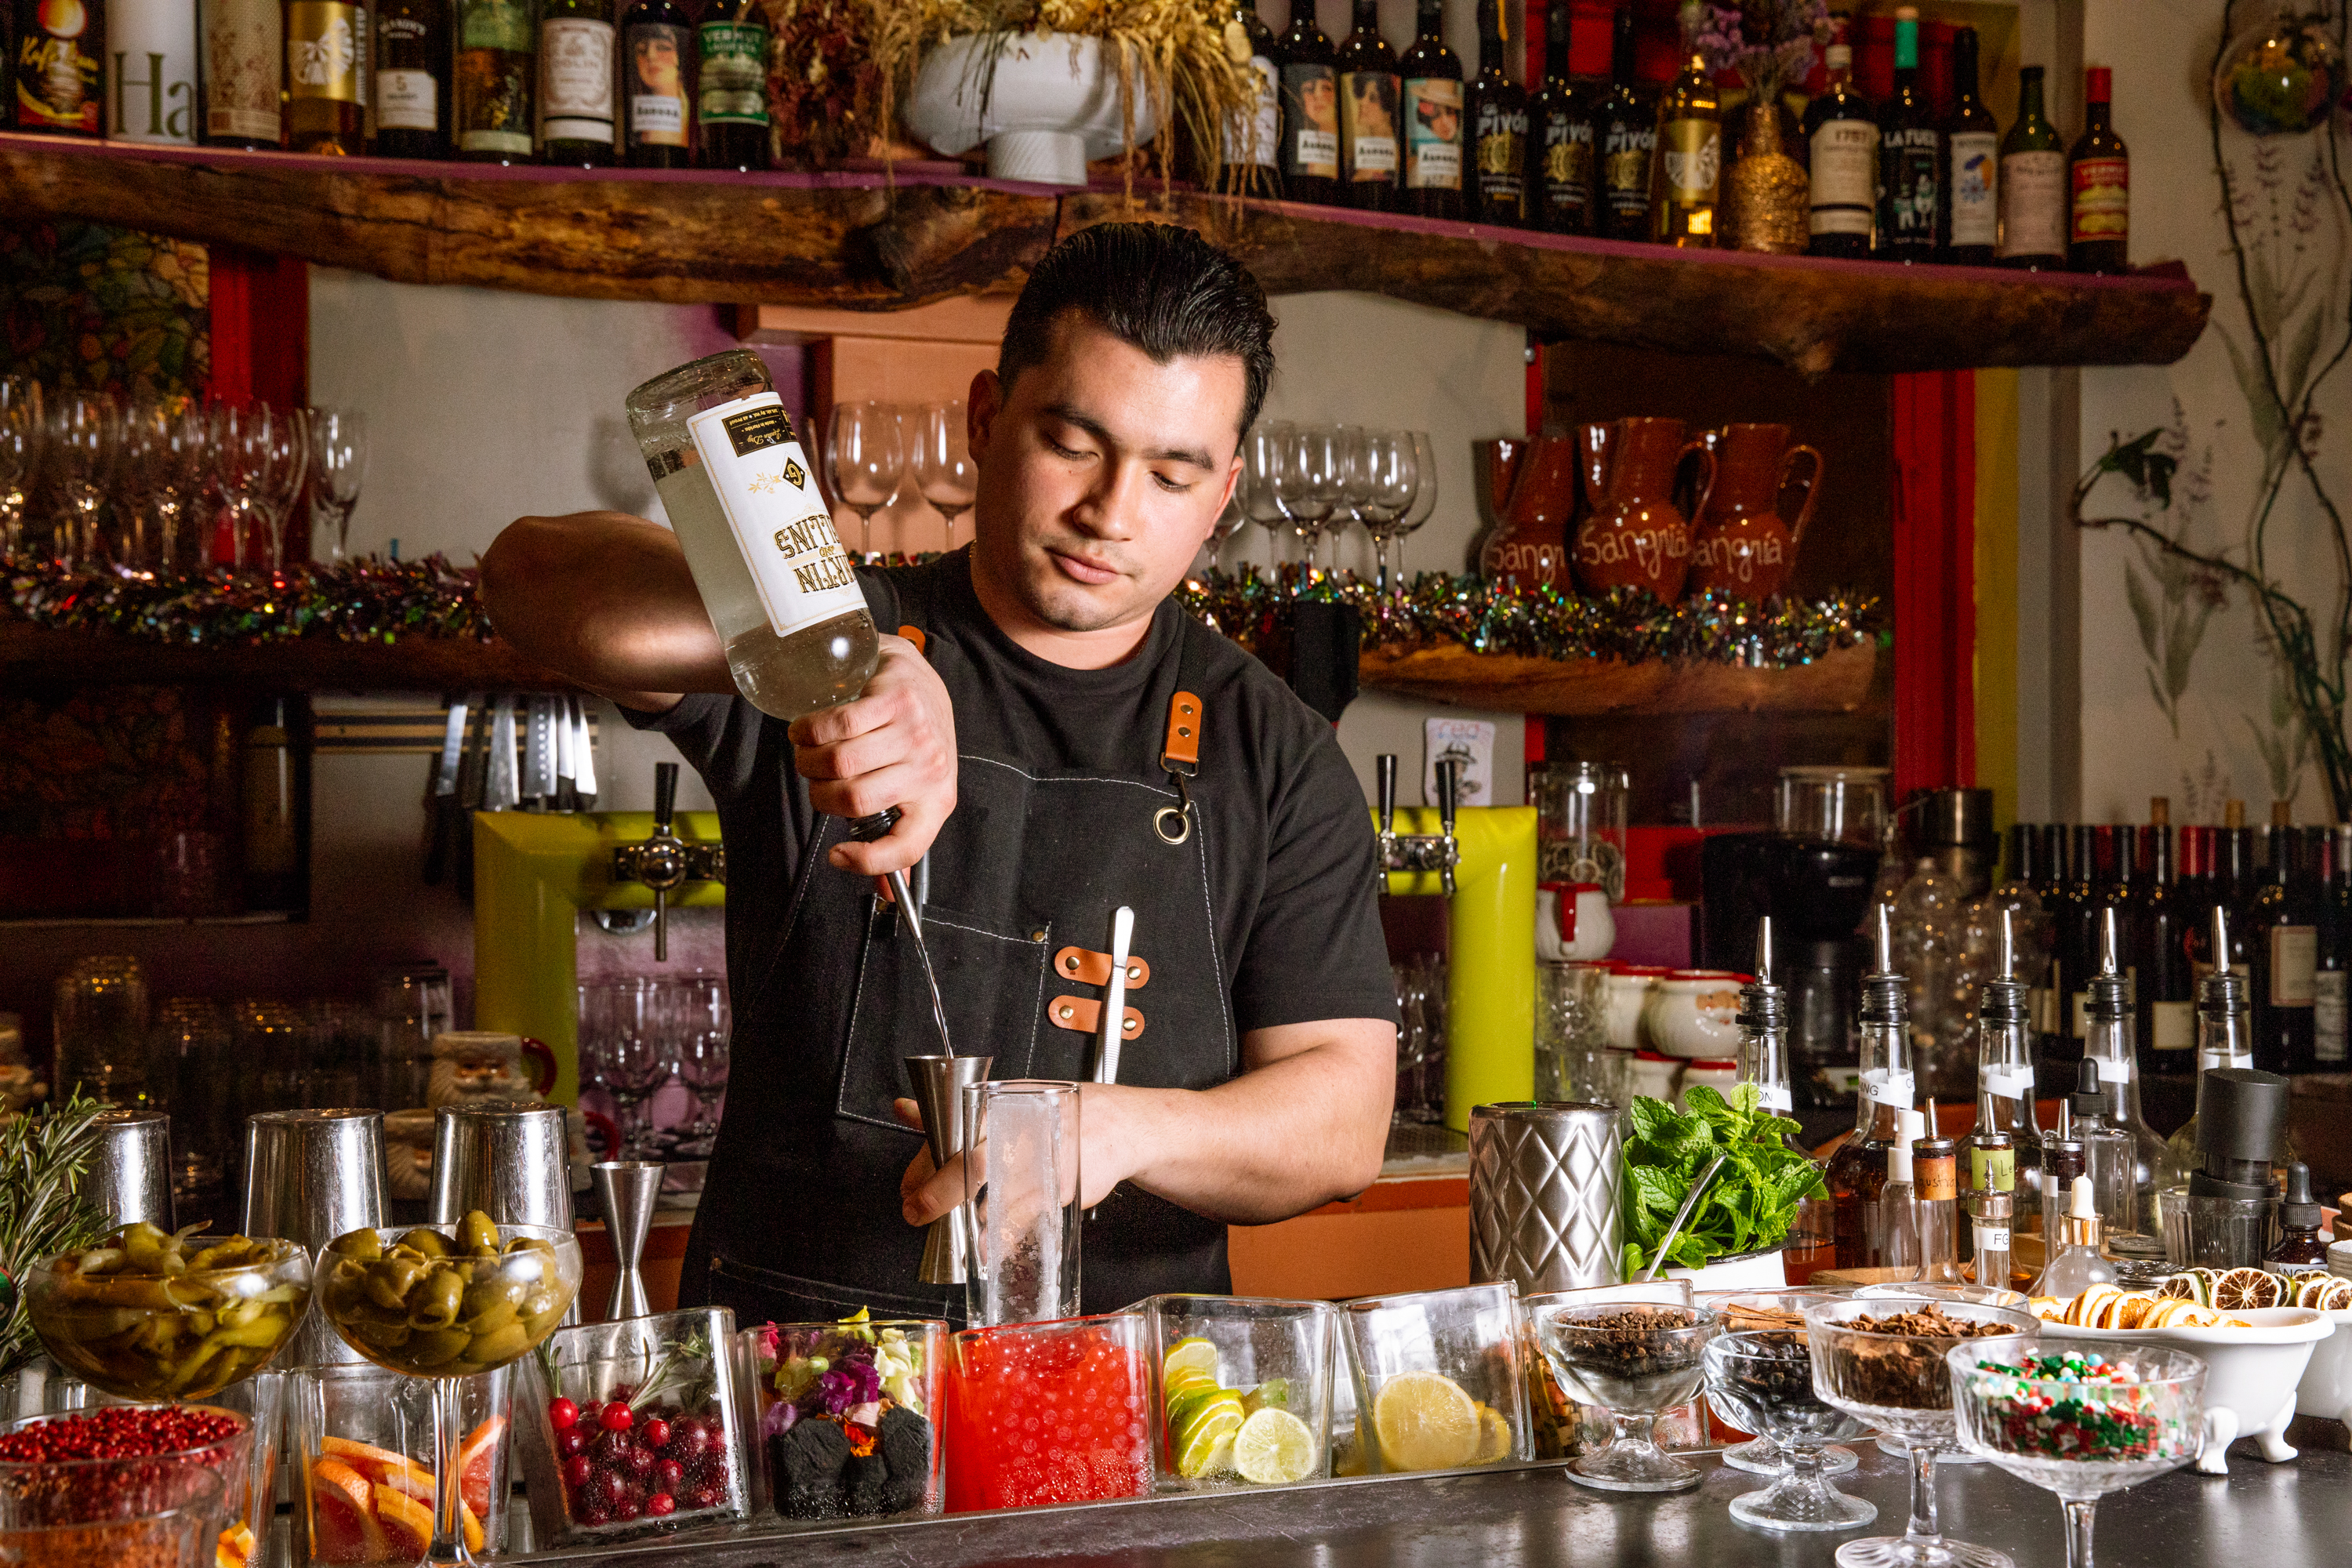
[591,1160,664,1319]
[429,1101,574,1231]
[88,1109,172,1229]
[243,1109,387,1367]
[906,1054,992,1284]
[1468,1101,1624,1294]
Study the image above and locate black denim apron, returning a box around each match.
[682,567,1238,1327]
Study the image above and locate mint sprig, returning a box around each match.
[1620,1083,1826,1278]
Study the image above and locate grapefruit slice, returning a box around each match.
[460,1501,485,1554]
[373,1481,434,1561]
[321,1436,435,1497]
[308,1462,389,1565]
[215,1522,257,1568]
[456,1415,508,1521]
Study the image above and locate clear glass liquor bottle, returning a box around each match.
[1825,908,1915,1269]
[2157,907,2256,1200]
[1958,907,2041,1241]
[2078,907,2167,1257]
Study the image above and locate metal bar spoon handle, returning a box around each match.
[906,1054,994,1284]
[591,1160,665,1320]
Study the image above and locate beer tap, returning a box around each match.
[610,762,726,961]
[1375,754,1462,896]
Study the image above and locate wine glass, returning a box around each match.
[1387,430,1439,587]
[109,400,175,567]
[145,399,209,572]
[1949,1341,2205,1568]
[0,375,44,558]
[827,401,904,559]
[606,979,675,1159]
[671,974,729,1156]
[1240,421,1294,577]
[309,408,369,560]
[210,402,267,568]
[256,405,312,568]
[1274,424,1343,572]
[45,390,111,565]
[1351,429,1418,592]
[910,400,977,550]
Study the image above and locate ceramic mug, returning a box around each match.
[1536,881,1615,963]
[1642,971,1748,1060]
[1603,967,1669,1053]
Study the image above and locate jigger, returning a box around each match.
[591,1160,664,1319]
[906,1054,992,1284]
[244,1109,387,1367]
[88,1109,172,1229]
[429,1100,574,1231]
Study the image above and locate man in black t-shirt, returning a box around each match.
[483,224,1398,1319]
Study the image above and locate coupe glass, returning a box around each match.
[46,390,111,565]
[671,974,729,1156]
[910,400,976,549]
[309,408,368,560]
[1520,1280,1690,1460]
[1948,1342,2205,1568]
[27,1236,311,1402]
[318,1220,583,1566]
[0,375,42,558]
[1805,1294,2039,1568]
[1704,1328,1876,1532]
[1536,1301,1719,1491]
[1696,1288,1860,1476]
[1388,430,1439,584]
[1240,421,1294,575]
[826,401,904,559]
[1274,424,1343,569]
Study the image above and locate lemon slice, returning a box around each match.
[1471,1403,1512,1464]
[1163,1337,1221,1382]
[1232,1406,1317,1485]
[1174,1392,1246,1478]
[1371,1370,1480,1473]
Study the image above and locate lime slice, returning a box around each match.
[1163,1336,1221,1383]
[1371,1370,1479,1473]
[1174,1392,1245,1478]
[1243,1377,1290,1414]
[1163,1368,1216,1402]
[1232,1406,1317,1485]
[1166,1385,1225,1432]
[1471,1403,1512,1465]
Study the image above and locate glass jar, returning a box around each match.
[1774,765,1889,848]
[1534,763,1630,902]
[53,956,150,1106]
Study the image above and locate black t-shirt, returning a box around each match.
[627,549,1399,1059]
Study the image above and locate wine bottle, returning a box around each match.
[1997,64,2066,269]
[1874,5,1937,262]
[1397,0,1462,220]
[1649,16,1718,245]
[15,0,105,135]
[1941,25,1996,263]
[538,0,612,164]
[198,0,283,147]
[2318,825,2352,1067]
[453,0,533,162]
[2070,64,2129,274]
[2257,817,2317,1074]
[1275,0,1341,205]
[1335,0,1399,211]
[2137,804,2194,1071]
[619,0,689,167]
[1527,0,1591,234]
[370,0,448,157]
[106,0,198,143]
[694,0,767,169]
[624,350,881,723]
[1594,2,1647,239]
[1463,0,1525,226]
[285,0,367,154]
[1801,23,1872,258]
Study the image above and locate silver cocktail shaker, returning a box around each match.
[243,1109,388,1367]
[88,1109,172,1229]
[1468,1101,1624,1294]
[428,1101,574,1231]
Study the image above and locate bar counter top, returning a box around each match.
[501,1439,2352,1566]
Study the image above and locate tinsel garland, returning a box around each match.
[3,555,1881,669]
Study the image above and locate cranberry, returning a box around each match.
[556,1429,588,1460]
[595,1472,631,1508]
[666,1421,704,1458]
[579,1503,610,1527]
[611,1497,640,1523]
[609,1384,636,1404]
[689,1484,725,1510]
[594,1430,635,1464]
[563,1456,593,1489]
[547,1397,579,1431]
[599,1403,634,1433]
[640,1418,670,1451]
[653,1459,684,1491]
[645,1492,677,1517]
[620,1446,655,1479]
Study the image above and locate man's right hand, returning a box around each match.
[790,633,957,877]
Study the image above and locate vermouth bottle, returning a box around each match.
[625,352,880,720]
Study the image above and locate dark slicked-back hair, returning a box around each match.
[997,223,1276,437]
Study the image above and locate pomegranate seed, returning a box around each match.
[599,1403,634,1433]
[653,1459,684,1491]
[645,1491,677,1516]
[640,1418,670,1451]
[547,1398,579,1431]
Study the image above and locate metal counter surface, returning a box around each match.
[501,1441,2352,1566]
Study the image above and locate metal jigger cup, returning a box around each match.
[906,1054,993,1284]
[429,1100,575,1231]
[89,1109,174,1229]
[243,1108,388,1368]
[591,1160,665,1320]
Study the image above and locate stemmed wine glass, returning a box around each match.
[210,402,267,567]
[0,376,45,558]
[911,400,977,550]
[154,400,209,571]
[671,974,730,1156]
[1240,421,1294,577]
[255,405,312,568]
[310,408,369,560]
[1385,430,1440,587]
[45,390,112,565]
[110,401,179,566]
[1348,428,1419,591]
[606,978,676,1159]
[1274,423,1343,572]
[827,401,904,560]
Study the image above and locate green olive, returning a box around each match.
[460,1212,502,1258]
[398,1228,451,1259]
[349,1316,413,1351]
[407,1268,465,1330]
[466,1323,531,1365]
[405,1326,474,1367]
[336,1229,385,1264]
[365,1257,428,1311]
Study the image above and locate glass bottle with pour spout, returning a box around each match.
[1958,906,2041,1244]
[2079,905,2168,1260]
[1825,905,1915,1269]
[2158,906,2262,1201]
[1738,916,1835,1283]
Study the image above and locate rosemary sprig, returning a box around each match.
[0,1093,117,1380]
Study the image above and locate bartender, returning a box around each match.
[483,223,1399,1323]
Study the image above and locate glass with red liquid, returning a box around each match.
[942,1313,1154,1512]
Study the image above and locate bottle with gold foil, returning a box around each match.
[198,0,283,147]
[15,0,106,136]
[1648,21,1719,245]
[1463,0,1525,226]
[285,0,367,152]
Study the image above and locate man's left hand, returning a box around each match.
[790,633,958,877]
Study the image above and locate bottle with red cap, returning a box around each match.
[2069,65,2129,274]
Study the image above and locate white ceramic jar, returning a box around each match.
[1535,882,1616,964]
[1603,967,1668,1053]
[1645,970,1747,1060]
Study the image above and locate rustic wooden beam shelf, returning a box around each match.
[0,622,576,691]
[0,135,2209,376]
[1358,639,1878,716]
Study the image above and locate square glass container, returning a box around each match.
[741,1317,946,1523]
[1340,1282,1529,1475]
[1142,1294,1336,1490]
[943,1312,1153,1512]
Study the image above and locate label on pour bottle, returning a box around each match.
[1755,1083,1792,1112]
[1948,129,1998,246]
[1862,1067,1914,1109]
[676,393,865,640]
[2316,971,2347,1062]
[1403,78,1461,188]
[1972,1220,2010,1253]
[1968,1145,2015,1193]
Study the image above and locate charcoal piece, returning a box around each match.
[844,1450,889,1515]
[874,1406,933,1514]
[773,1416,852,1518]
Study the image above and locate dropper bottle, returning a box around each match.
[2069,1057,2136,1240]
[1826,906,1918,1269]
[2031,1174,2119,1298]
[2080,905,2168,1261]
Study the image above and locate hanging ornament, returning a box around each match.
[2213,7,2343,136]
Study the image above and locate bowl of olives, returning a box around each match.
[318,1212,582,1379]
[26,1224,313,1403]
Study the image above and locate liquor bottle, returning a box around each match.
[1275,0,1341,205]
[1870,1108,1922,1276]
[1649,16,1719,245]
[2058,823,2100,1055]
[371,0,448,157]
[619,0,690,169]
[2259,816,2317,1073]
[1874,5,1937,262]
[285,0,367,154]
[1826,909,1916,1269]
[1940,25,1996,263]
[1216,0,1281,194]
[1801,24,1873,259]
[1527,0,1590,234]
[1396,0,1463,220]
[695,0,766,169]
[1593,2,1647,240]
[2156,908,2256,1197]
[453,0,534,162]
[2138,803,2194,1071]
[1335,0,1399,211]
[198,0,282,147]
[2080,907,2166,1255]
[15,0,105,134]
[107,0,198,143]
[1463,0,1525,226]
[2319,825,2352,1067]
[1959,906,2042,1246]
[241,697,300,909]
[538,0,612,164]
[1735,917,1795,1115]
[1997,64,2067,270]
[2028,823,2067,1049]
[2070,64,2129,274]
[623,350,881,721]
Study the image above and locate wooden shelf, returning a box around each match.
[1359,639,1878,716]
[0,621,576,691]
[0,135,2210,377]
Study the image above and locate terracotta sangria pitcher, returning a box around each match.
[1688,423,1822,601]
[1574,417,1713,601]
[1479,434,1577,593]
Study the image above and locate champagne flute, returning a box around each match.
[309,408,369,560]
[826,401,904,560]
[1388,430,1440,587]
[0,376,44,558]
[210,402,265,568]
[910,400,978,550]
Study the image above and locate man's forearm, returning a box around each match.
[481,511,734,704]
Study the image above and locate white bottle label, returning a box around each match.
[1972,1221,2009,1252]
[1983,1067,2034,1101]
[1808,119,1875,235]
[2270,926,2318,1007]
[541,16,615,140]
[107,0,198,144]
[1948,130,1998,246]
[377,66,436,128]
[2088,1052,2132,1083]
[1755,1083,1792,1112]
[2316,971,2347,1062]
[1864,1067,1915,1109]
[2151,999,2194,1051]
[681,393,865,640]
[1999,150,2067,257]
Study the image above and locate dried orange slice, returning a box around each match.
[215,1521,257,1568]
[2213,1268,2285,1311]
